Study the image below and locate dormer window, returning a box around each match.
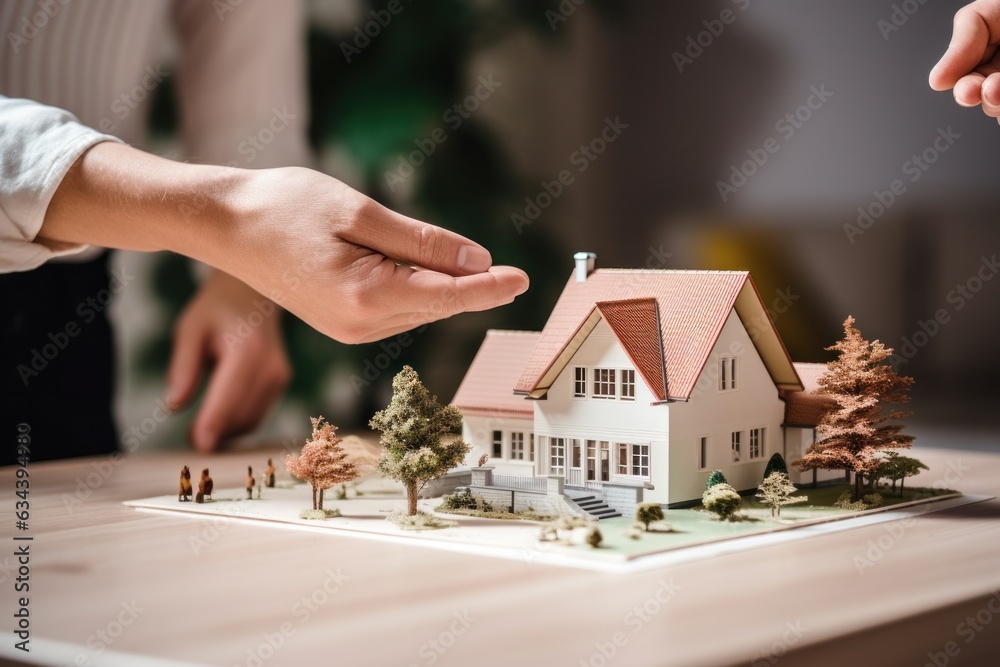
[719,356,737,391]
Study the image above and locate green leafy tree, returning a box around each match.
[755,472,807,518]
[793,316,915,500]
[762,453,788,481]
[370,366,470,516]
[706,470,728,490]
[703,483,742,520]
[875,453,928,496]
[634,502,665,531]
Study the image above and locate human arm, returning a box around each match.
[929,0,1000,119]
[40,141,529,345]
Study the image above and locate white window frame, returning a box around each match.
[698,436,708,471]
[491,430,503,459]
[731,431,741,463]
[511,432,525,460]
[719,356,738,392]
[573,367,587,398]
[620,369,636,401]
[749,427,764,460]
[550,437,566,475]
[616,442,650,479]
[593,368,617,399]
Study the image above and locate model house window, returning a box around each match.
[731,431,741,462]
[529,434,535,462]
[593,368,617,398]
[492,430,502,459]
[621,369,635,400]
[573,367,587,397]
[749,428,764,460]
[631,444,650,477]
[550,437,566,474]
[719,357,737,391]
[616,443,649,477]
[572,440,582,468]
[699,436,708,470]
[511,432,525,460]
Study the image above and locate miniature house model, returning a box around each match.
[451,253,839,514]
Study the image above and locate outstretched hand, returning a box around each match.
[930,0,1000,120]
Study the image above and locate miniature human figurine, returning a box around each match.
[265,458,276,488]
[195,468,213,504]
[178,466,193,502]
[246,466,255,499]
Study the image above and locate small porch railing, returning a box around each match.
[489,473,548,493]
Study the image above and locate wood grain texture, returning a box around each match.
[2,442,999,667]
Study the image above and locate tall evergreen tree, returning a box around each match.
[794,317,915,500]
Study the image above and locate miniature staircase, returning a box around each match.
[569,495,621,520]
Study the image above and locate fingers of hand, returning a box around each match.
[930,4,994,90]
[166,317,209,410]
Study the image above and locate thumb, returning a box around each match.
[930,6,994,90]
[166,321,208,411]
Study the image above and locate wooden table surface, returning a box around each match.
[2,431,1000,667]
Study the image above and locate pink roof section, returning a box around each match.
[782,362,835,427]
[514,270,753,401]
[596,298,667,401]
[451,330,539,418]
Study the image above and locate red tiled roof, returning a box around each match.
[782,362,835,427]
[596,298,667,401]
[515,269,786,401]
[451,330,539,418]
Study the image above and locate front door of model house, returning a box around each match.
[587,440,611,482]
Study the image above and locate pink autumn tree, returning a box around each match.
[793,316,915,500]
[286,417,359,511]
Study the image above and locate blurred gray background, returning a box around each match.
[112,0,999,450]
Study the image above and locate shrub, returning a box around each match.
[635,502,665,531]
[585,526,603,548]
[862,493,884,509]
[538,525,558,542]
[387,511,457,530]
[833,490,884,511]
[706,470,728,490]
[440,488,493,512]
[299,508,341,520]
[762,453,789,481]
[703,483,742,520]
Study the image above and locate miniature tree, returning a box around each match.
[585,525,603,548]
[286,417,359,511]
[755,472,807,518]
[793,316,915,501]
[705,469,728,490]
[634,502,665,531]
[875,453,928,496]
[762,453,788,481]
[703,483,741,520]
[370,366,470,516]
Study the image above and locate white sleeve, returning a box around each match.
[0,95,122,273]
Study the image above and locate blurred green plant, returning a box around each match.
[140,0,619,430]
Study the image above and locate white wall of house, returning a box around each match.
[783,426,847,486]
[667,309,787,503]
[533,319,668,495]
[461,414,536,475]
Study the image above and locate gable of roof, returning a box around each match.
[451,330,539,418]
[514,269,803,401]
[596,298,667,401]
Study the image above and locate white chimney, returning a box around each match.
[574,251,596,282]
